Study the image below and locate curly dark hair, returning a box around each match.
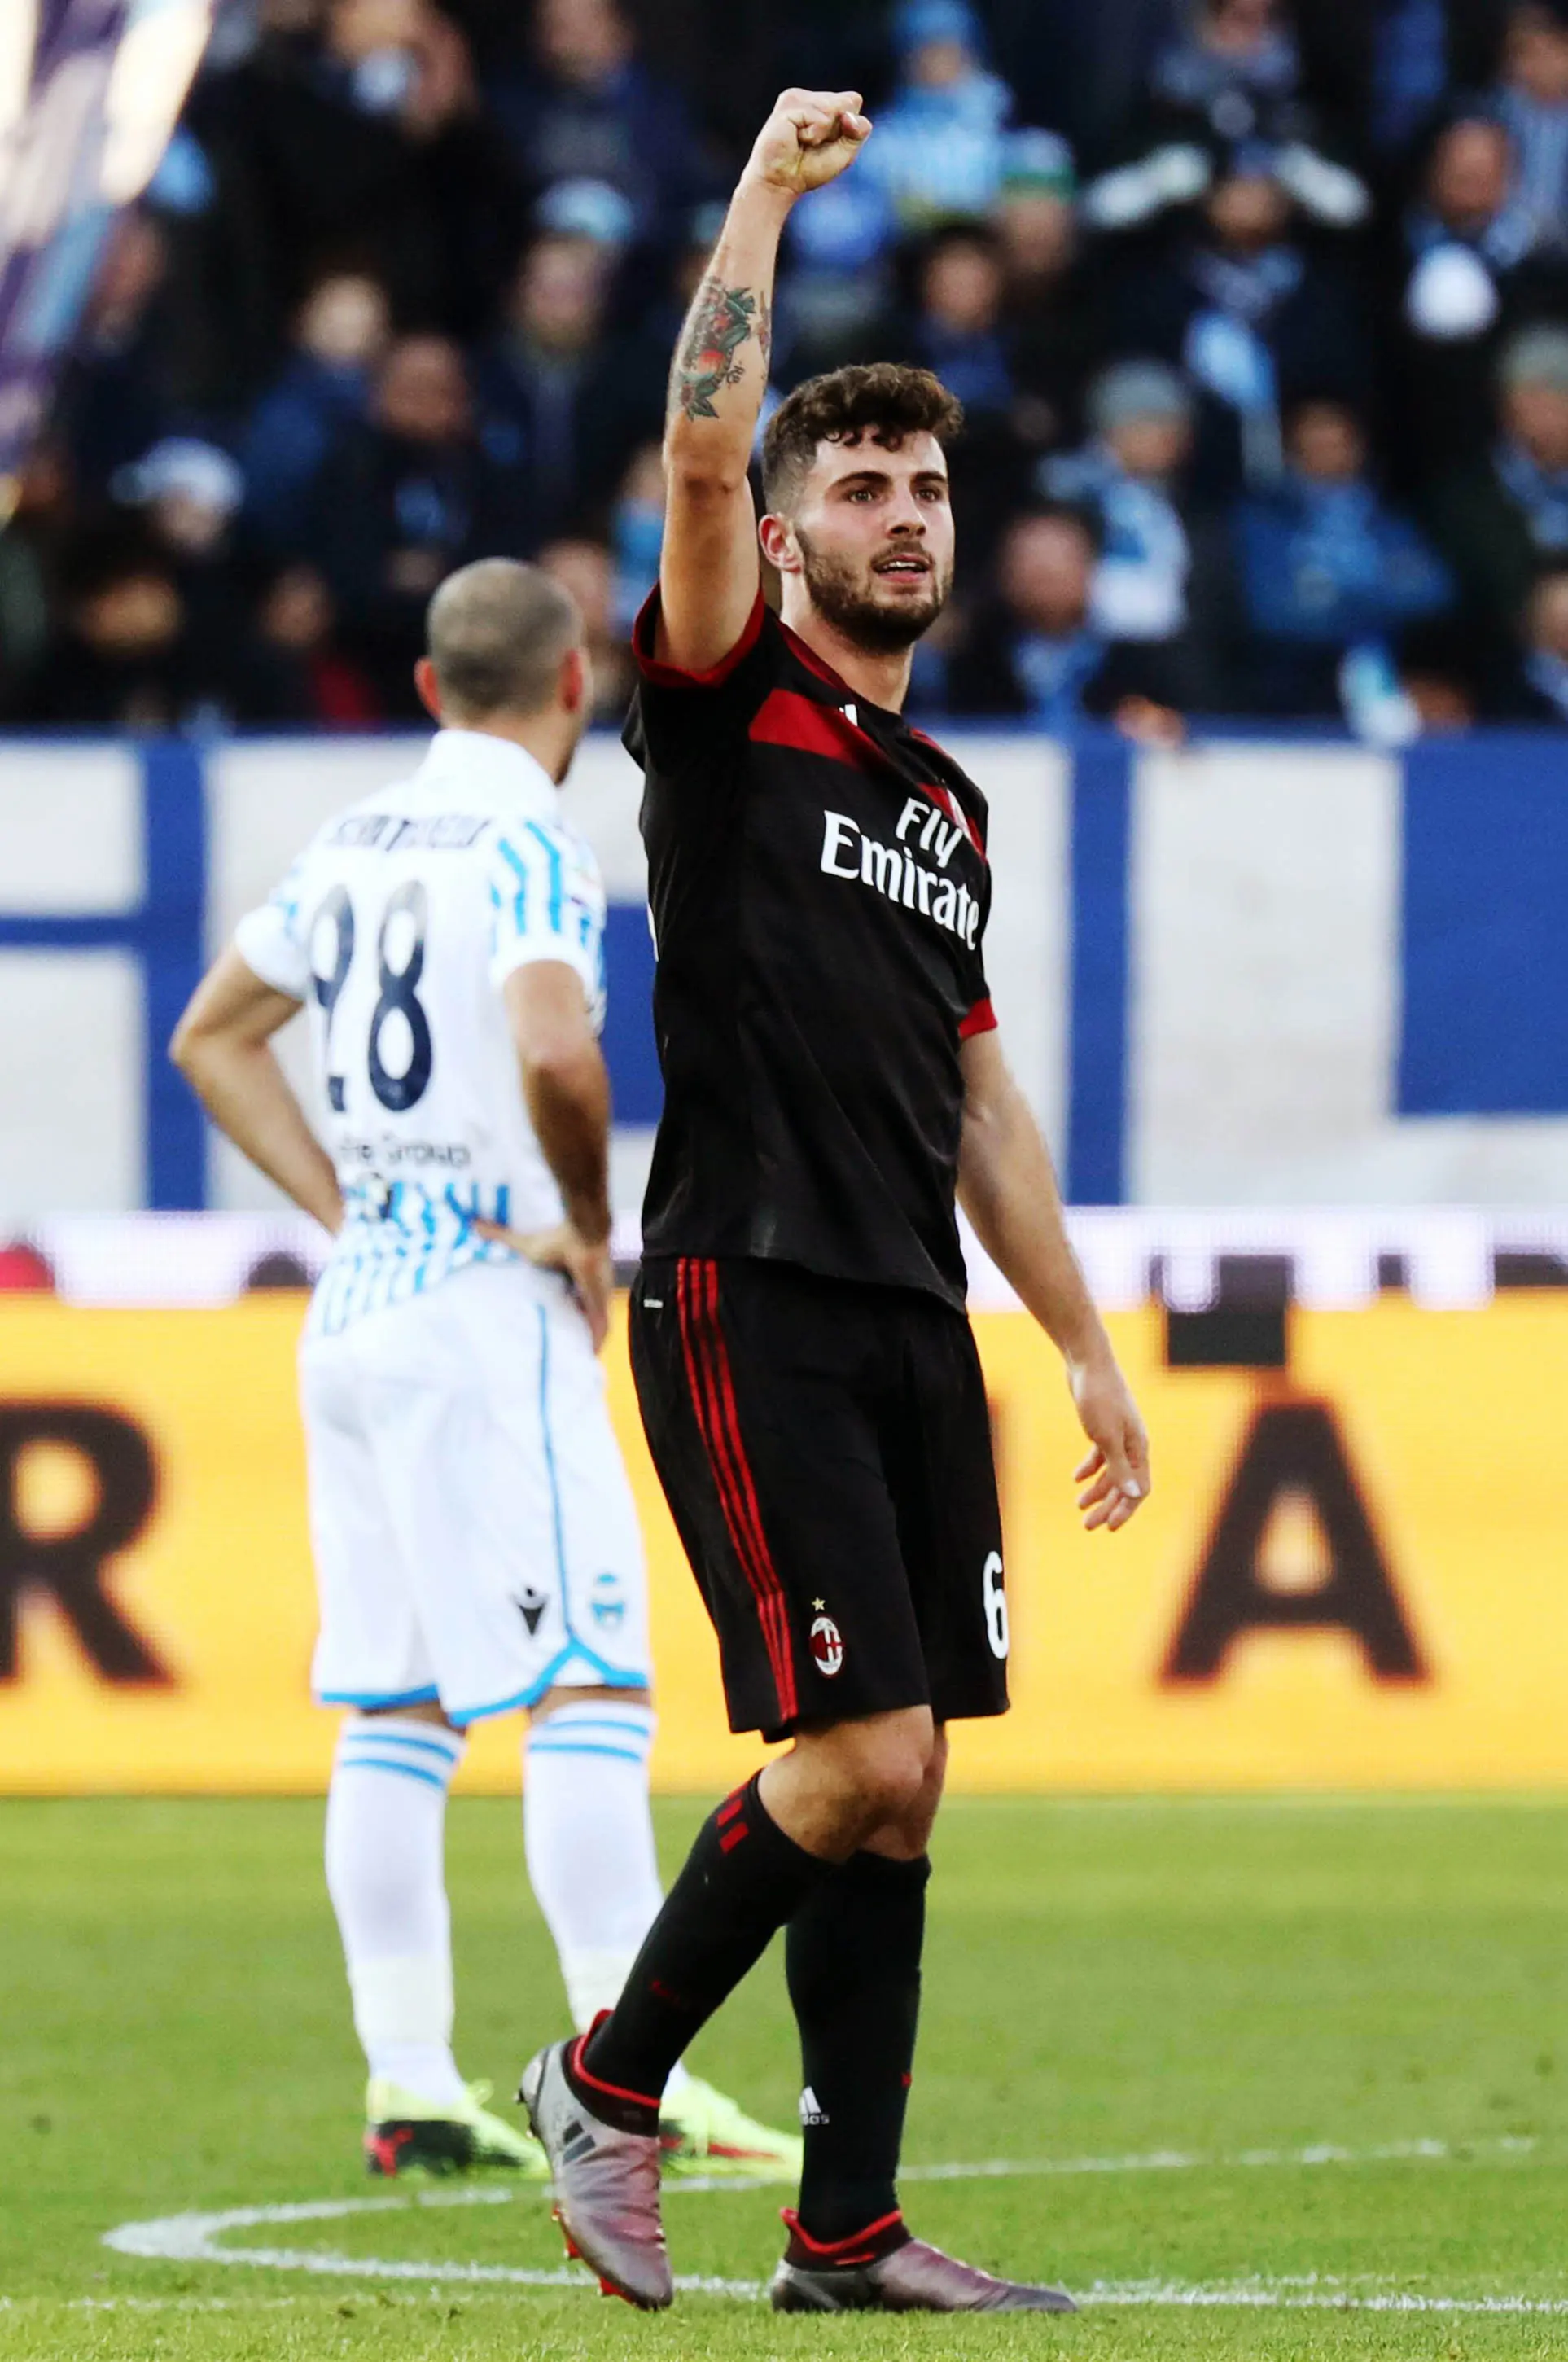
[760,363,965,515]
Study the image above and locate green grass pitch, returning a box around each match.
[5,1794,1568,2360]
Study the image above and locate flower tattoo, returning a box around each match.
[673,279,770,422]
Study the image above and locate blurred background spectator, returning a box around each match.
[14,0,1568,733]
[298,333,532,715]
[475,226,664,548]
[486,0,714,251]
[244,271,392,550]
[14,529,211,730]
[949,504,1192,735]
[859,2,1017,227]
[1102,153,1371,499]
[1229,397,1455,720]
[1384,112,1568,488]
[1043,362,1217,670]
[539,533,638,716]
[1428,322,1568,655]
[1491,0,1568,247]
[1497,557,1568,710]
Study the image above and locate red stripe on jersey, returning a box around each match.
[632,588,766,687]
[751,691,988,856]
[959,996,998,1040]
[748,687,877,766]
[909,730,988,861]
[675,1260,798,1724]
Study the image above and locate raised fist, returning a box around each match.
[744,89,873,199]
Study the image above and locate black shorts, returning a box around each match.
[629,1255,1010,1741]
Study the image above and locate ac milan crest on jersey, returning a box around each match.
[810,1614,844,1676]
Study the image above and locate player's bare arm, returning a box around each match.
[475,962,613,1349]
[170,949,343,1234]
[658,87,871,672]
[957,1028,1150,1533]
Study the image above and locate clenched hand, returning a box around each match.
[745,89,873,199]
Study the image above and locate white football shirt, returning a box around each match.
[235,728,607,1337]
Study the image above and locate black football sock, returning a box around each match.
[574,1773,831,2129]
[786,1848,929,2247]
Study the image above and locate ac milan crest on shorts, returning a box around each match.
[810,1615,845,1677]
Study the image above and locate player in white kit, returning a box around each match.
[173,559,798,2180]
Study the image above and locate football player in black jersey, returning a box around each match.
[520,87,1152,2315]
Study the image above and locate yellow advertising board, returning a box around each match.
[1,1295,1566,1794]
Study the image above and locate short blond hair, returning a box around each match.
[426,559,579,719]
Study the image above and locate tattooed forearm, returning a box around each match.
[671,278,772,423]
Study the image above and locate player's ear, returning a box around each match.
[560,642,587,714]
[414,656,443,722]
[759,511,801,576]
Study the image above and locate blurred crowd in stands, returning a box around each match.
[15,0,1568,738]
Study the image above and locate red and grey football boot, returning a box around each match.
[769,2208,1078,2312]
[519,2035,672,2311]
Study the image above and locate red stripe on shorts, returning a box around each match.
[698,1260,798,1720]
[674,1259,798,1724]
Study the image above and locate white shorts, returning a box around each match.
[300,1258,650,1724]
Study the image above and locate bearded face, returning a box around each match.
[767,427,958,658]
[791,519,953,653]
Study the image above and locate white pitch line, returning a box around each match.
[664,2131,1536,2194]
[37,2284,1568,2321]
[103,2195,763,2299]
[1087,2280,1568,2316]
[99,2132,1553,2310]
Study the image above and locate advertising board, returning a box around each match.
[3,1293,1563,1794]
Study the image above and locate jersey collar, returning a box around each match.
[779,620,909,734]
[419,727,563,816]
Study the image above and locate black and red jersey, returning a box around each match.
[623,591,996,1312]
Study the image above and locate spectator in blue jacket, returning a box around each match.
[1085,0,1369,239]
[1491,1,1568,248]
[472,229,664,551]
[1043,361,1202,647]
[1233,396,1455,715]
[1102,155,1373,500]
[859,0,1017,227]
[949,505,1194,737]
[485,0,711,254]
[299,335,532,716]
[243,271,390,548]
[910,225,1017,416]
[1386,113,1568,487]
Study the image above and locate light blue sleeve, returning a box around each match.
[234,853,313,1001]
[486,819,607,1024]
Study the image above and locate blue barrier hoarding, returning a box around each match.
[2,727,1567,1216]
